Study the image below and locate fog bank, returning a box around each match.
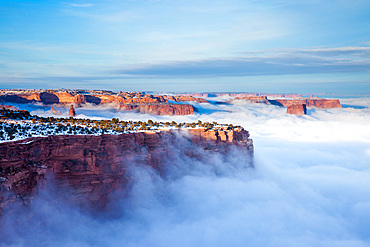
[1,98,370,247]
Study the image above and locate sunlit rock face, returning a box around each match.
[0,128,253,212]
[287,104,307,115]
[270,99,342,108]
[68,105,77,117]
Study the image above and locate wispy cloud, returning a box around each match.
[68,3,94,8]
[112,46,370,78]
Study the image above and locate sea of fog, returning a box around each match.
[1,97,370,247]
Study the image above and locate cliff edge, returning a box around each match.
[0,128,253,212]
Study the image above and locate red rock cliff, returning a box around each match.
[287,104,307,115]
[270,99,342,108]
[0,129,253,212]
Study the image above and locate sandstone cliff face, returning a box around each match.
[0,91,198,116]
[270,99,342,108]
[0,129,253,212]
[287,104,307,115]
[119,104,194,115]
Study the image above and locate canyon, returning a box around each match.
[0,89,343,116]
[0,128,253,213]
[0,90,205,116]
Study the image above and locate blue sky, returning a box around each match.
[0,0,369,93]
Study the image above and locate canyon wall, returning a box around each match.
[269,99,342,108]
[0,91,206,115]
[287,104,307,115]
[0,129,253,212]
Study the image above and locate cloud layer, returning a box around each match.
[1,98,370,246]
[113,47,370,78]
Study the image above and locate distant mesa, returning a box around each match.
[287,104,307,115]
[69,105,77,117]
[230,95,342,115]
[0,89,343,116]
[0,90,209,116]
[270,98,342,109]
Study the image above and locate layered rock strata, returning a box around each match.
[269,99,342,108]
[0,91,206,116]
[287,104,307,115]
[0,129,253,212]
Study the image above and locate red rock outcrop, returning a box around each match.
[50,107,62,115]
[0,91,198,115]
[287,104,307,115]
[0,129,253,212]
[233,96,269,103]
[270,99,342,108]
[119,104,194,115]
[69,105,76,117]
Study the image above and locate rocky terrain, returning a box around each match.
[0,90,207,116]
[286,104,307,115]
[0,108,240,141]
[232,96,342,115]
[269,98,342,109]
[0,128,253,213]
[0,89,343,116]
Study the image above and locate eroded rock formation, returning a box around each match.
[269,99,342,108]
[68,105,76,117]
[0,129,253,212]
[287,104,307,115]
[0,90,206,116]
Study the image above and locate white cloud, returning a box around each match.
[1,97,370,246]
[68,3,94,8]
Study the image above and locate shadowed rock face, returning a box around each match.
[0,129,253,212]
[287,104,307,115]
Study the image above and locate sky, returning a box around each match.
[0,0,370,94]
[1,98,370,246]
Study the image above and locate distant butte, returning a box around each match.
[287,104,307,115]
